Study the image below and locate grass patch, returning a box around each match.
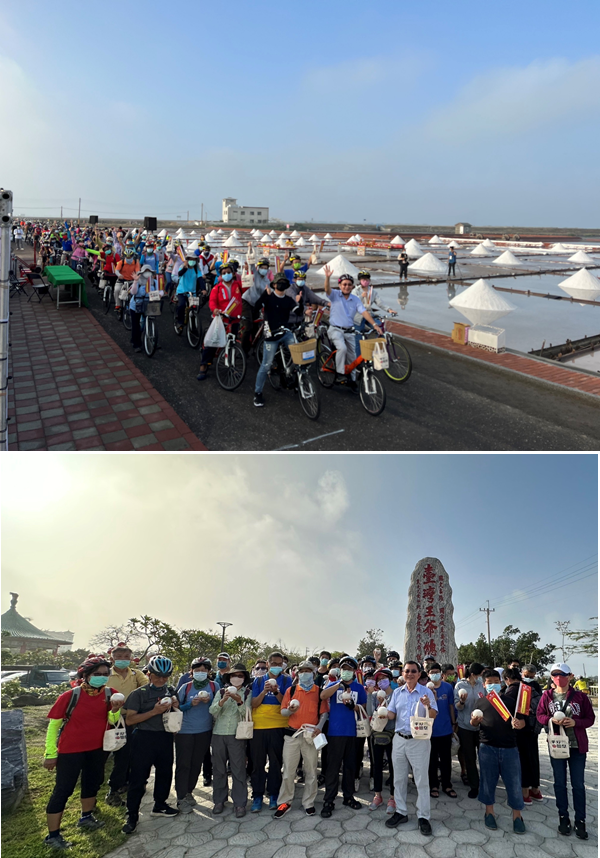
[2,707,128,858]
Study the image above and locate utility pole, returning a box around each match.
[78,198,81,224]
[60,205,63,219]
[201,203,203,223]
[187,210,189,223]
[480,601,495,663]
[216,621,232,652]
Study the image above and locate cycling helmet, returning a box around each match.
[202,244,211,253]
[147,655,174,676]
[339,656,358,670]
[294,270,307,280]
[361,655,377,666]
[220,261,232,272]
[258,258,270,267]
[387,650,400,660]
[191,657,212,670]
[338,274,354,284]
[374,668,393,680]
[288,253,301,262]
[358,269,371,279]
[77,654,112,678]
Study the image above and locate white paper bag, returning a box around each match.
[203,314,226,349]
[162,709,183,733]
[103,715,127,752]
[548,723,570,759]
[373,341,389,371]
[313,732,327,750]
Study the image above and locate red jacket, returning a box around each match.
[209,280,242,319]
[537,686,595,754]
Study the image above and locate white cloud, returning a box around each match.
[423,56,600,144]
[316,470,350,524]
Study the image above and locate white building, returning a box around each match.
[222,198,269,225]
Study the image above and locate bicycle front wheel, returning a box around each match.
[103,285,112,314]
[216,342,246,390]
[144,317,158,357]
[316,340,336,388]
[186,311,202,349]
[297,370,320,420]
[359,368,386,416]
[122,307,132,331]
[384,339,412,383]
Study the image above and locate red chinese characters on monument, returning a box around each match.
[419,564,443,661]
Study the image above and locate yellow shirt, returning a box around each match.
[108,667,148,700]
[574,680,588,693]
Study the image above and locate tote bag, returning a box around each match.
[162,709,183,733]
[410,702,434,740]
[373,341,389,371]
[103,715,127,752]
[355,705,372,738]
[235,705,254,740]
[548,723,570,759]
[204,315,226,349]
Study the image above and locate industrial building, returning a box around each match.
[222,198,269,224]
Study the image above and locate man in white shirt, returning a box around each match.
[14,226,24,249]
[385,660,438,835]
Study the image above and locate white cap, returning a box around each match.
[550,663,571,675]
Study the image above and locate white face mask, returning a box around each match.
[230,676,244,687]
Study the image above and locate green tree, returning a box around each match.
[564,617,598,657]
[457,633,491,665]
[356,629,387,661]
[457,626,555,670]
[226,635,263,666]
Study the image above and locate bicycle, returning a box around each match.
[101,275,114,314]
[363,315,412,384]
[142,292,161,358]
[172,291,207,349]
[267,324,320,420]
[116,280,133,330]
[316,326,386,416]
[214,315,247,391]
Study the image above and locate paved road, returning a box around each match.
[86,286,600,451]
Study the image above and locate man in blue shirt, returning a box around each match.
[427,661,457,799]
[323,265,383,386]
[319,656,366,818]
[385,660,438,835]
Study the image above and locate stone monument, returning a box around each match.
[403,557,458,666]
[1,709,28,813]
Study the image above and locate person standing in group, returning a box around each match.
[252,273,301,407]
[447,247,457,278]
[104,644,148,807]
[470,669,527,834]
[427,661,457,800]
[521,664,543,695]
[384,661,438,835]
[240,257,272,355]
[43,656,122,851]
[319,656,367,818]
[250,652,293,812]
[214,653,232,688]
[122,656,181,835]
[174,658,216,814]
[537,663,596,840]
[503,667,544,806]
[209,662,252,817]
[175,251,205,335]
[13,224,24,249]
[197,262,242,382]
[397,249,409,280]
[274,661,327,818]
[366,668,396,814]
[454,662,485,798]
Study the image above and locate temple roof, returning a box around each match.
[1,593,72,644]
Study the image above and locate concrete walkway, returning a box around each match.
[104,722,597,858]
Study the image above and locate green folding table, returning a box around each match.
[43,265,88,309]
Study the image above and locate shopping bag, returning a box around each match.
[119,284,130,301]
[548,723,570,759]
[162,709,183,733]
[103,715,127,752]
[313,732,328,750]
[355,705,371,738]
[373,341,389,371]
[235,705,254,740]
[410,702,433,740]
[451,732,460,756]
[203,314,226,349]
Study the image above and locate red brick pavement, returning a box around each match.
[387,320,600,398]
[7,296,207,452]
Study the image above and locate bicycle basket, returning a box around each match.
[359,337,386,360]
[288,338,317,365]
[146,301,161,316]
[189,296,200,307]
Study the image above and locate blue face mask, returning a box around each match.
[258,268,268,276]
[114,660,130,670]
[320,659,329,667]
[193,671,208,682]
[217,661,228,670]
[269,666,283,676]
[188,260,196,267]
[222,272,233,282]
[486,684,502,695]
[392,670,400,678]
[89,675,109,688]
[298,673,314,689]
[429,673,441,683]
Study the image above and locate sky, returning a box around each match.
[1,454,597,675]
[1,2,600,227]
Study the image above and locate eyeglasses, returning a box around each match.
[403,669,418,674]
[551,673,568,678]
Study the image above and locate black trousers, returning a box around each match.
[399,263,408,280]
[203,745,212,779]
[174,731,212,800]
[46,749,106,813]
[458,727,479,791]
[250,728,285,799]
[108,725,134,791]
[448,262,456,277]
[241,299,261,354]
[355,736,366,776]
[126,730,174,818]
[516,730,540,789]
[130,310,143,348]
[429,733,453,790]
[323,735,357,805]
[372,738,394,794]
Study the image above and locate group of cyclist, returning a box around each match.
[25,221,410,416]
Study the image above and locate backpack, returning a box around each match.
[58,685,112,739]
[182,680,216,703]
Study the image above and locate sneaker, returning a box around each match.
[274,803,292,819]
[105,790,124,807]
[235,806,246,818]
[186,793,197,805]
[369,795,383,811]
[253,392,264,407]
[151,804,179,817]
[386,798,396,815]
[484,813,497,830]
[385,812,408,828]
[523,796,533,806]
[513,817,526,835]
[335,373,348,384]
[530,790,544,802]
[558,815,572,836]
[122,816,138,835]
[296,773,305,784]
[177,800,193,814]
[203,777,212,787]
[574,820,588,840]
[343,797,361,810]
[269,796,278,810]
[44,834,73,850]
[77,815,105,831]
[305,807,316,816]
[251,797,263,813]
[317,774,326,787]
[418,818,432,836]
